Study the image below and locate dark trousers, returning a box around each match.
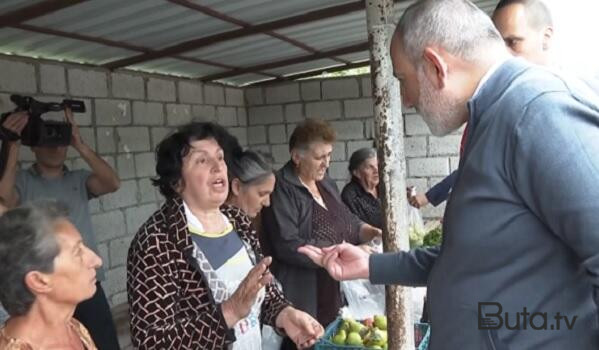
[74,282,120,350]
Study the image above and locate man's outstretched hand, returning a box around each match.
[298,243,370,281]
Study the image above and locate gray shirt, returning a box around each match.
[370,59,599,349]
[15,165,104,281]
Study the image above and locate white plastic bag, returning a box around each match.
[408,206,426,248]
[261,325,283,350]
[340,240,386,319]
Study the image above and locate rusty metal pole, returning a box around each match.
[365,0,414,349]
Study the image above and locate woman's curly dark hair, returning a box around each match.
[152,122,241,199]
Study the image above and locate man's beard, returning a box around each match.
[416,66,464,136]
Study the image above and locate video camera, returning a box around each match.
[0,94,85,147]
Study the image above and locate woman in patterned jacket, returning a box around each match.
[127,122,323,350]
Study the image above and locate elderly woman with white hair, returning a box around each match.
[0,201,101,349]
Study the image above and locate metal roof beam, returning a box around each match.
[11,23,279,76]
[201,42,368,82]
[102,0,367,70]
[168,0,350,64]
[0,0,85,28]
[250,60,371,86]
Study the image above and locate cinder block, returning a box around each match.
[109,236,134,268]
[247,126,267,145]
[0,93,12,111]
[117,153,136,180]
[228,127,247,146]
[330,120,363,140]
[347,140,375,158]
[332,142,346,161]
[204,84,225,105]
[92,210,126,243]
[18,146,36,162]
[70,157,91,171]
[408,157,449,177]
[97,243,109,269]
[428,135,461,156]
[245,87,263,106]
[216,106,237,126]
[100,179,138,210]
[265,83,300,104]
[192,105,216,122]
[133,101,164,125]
[328,161,350,181]
[102,266,127,302]
[68,68,107,97]
[271,144,289,164]
[365,118,376,139]
[135,152,156,178]
[151,127,174,149]
[362,77,372,97]
[450,157,460,172]
[225,87,244,106]
[344,98,374,119]
[96,127,116,154]
[248,105,283,125]
[421,201,446,220]
[322,78,359,99]
[405,113,431,136]
[40,64,66,94]
[111,292,128,310]
[116,127,151,153]
[95,99,131,126]
[404,136,427,157]
[237,108,247,126]
[406,177,428,193]
[178,80,202,104]
[147,78,176,102]
[268,124,287,144]
[285,103,304,123]
[79,127,96,151]
[301,81,321,101]
[111,73,144,99]
[138,177,158,203]
[125,203,158,236]
[305,101,341,120]
[166,104,192,126]
[0,59,36,93]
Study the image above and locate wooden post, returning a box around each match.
[365,0,414,349]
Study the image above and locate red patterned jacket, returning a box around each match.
[127,197,290,349]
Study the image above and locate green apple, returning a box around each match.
[374,315,387,330]
[346,332,363,346]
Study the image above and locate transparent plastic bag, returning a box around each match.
[340,240,385,319]
[408,206,426,248]
[261,325,283,350]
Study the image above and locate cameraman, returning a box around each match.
[0,108,121,349]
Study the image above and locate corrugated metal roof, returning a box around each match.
[0,0,500,86]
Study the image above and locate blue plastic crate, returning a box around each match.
[315,318,430,350]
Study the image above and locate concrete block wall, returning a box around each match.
[0,55,247,308]
[245,75,462,221]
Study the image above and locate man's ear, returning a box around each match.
[542,26,554,51]
[231,178,242,196]
[422,47,448,89]
[24,271,52,295]
[352,169,361,180]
